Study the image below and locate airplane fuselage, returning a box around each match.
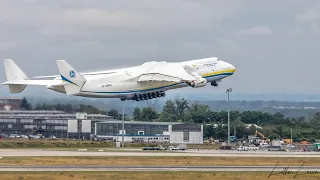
[47,57,236,100]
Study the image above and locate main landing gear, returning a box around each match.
[129,91,166,101]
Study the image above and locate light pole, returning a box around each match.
[291,128,293,144]
[121,98,125,147]
[226,88,232,145]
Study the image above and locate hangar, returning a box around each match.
[0,110,109,139]
[0,109,204,144]
[95,121,203,144]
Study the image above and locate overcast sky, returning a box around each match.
[1,0,320,95]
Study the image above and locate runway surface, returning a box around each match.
[0,165,319,172]
[0,149,320,157]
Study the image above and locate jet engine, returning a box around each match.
[189,78,207,88]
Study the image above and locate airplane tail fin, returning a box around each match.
[3,59,30,93]
[56,60,86,95]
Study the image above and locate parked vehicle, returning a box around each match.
[238,146,249,151]
[49,135,57,139]
[142,147,161,151]
[20,135,29,139]
[248,144,259,150]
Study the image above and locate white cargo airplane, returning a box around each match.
[2,57,236,101]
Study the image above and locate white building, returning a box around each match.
[95,121,203,144]
[0,111,110,138]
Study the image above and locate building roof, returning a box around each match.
[0,110,110,119]
[96,120,182,125]
[0,97,23,100]
[0,110,66,114]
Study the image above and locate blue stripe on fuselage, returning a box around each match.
[80,72,233,94]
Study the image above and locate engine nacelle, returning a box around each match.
[189,78,207,88]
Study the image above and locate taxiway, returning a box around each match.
[0,165,318,172]
[0,149,320,158]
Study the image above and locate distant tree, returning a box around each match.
[182,103,210,123]
[204,124,215,139]
[108,109,120,119]
[269,133,281,140]
[133,107,142,121]
[159,100,177,122]
[20,98,32,110]
[215,124,228,140]
[118,113,129,121]
[77,104,102,114]
[64,104,74,113]
[56,103,63,111]
[140,107,158,121]
[175,97,189,121]
[276,125,285,138]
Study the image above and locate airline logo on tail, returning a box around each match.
[69,70,76,78]
[56,60,87,95]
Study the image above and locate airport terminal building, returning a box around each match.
[95,121,203,144]
[0,110,109,139]
[0,110,203,144]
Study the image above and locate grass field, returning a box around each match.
[0,172,318,180]
[0,139,143,149]
[0,156,319,166]
[0,139,221,149]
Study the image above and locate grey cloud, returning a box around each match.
[236,27,272,36]
[295,3,320,33]
[0,0,320,95]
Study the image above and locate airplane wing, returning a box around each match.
[137,62,196,82]
[2,80,65,86]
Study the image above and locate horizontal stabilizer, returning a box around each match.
[3,59,30,93]
[8,85,27,94]
[2,80,65,86]
[33,71,117,79]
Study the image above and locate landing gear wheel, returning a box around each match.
[211,81,218,87]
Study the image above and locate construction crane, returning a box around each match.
[255,130,270,143]
[255,130,265,139]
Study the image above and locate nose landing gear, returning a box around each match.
[211,81,218,87]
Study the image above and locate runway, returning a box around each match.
[1,149,320,157]
[0,165,319,172]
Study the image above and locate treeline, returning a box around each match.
[21,97,320,141]
[21,98,104,114]
[21,98,126,119]
[130,98,320,142]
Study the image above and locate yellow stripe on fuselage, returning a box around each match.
[202,68,236,78]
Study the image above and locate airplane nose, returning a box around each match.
[230,64,236,73]
[225,62,236,73]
